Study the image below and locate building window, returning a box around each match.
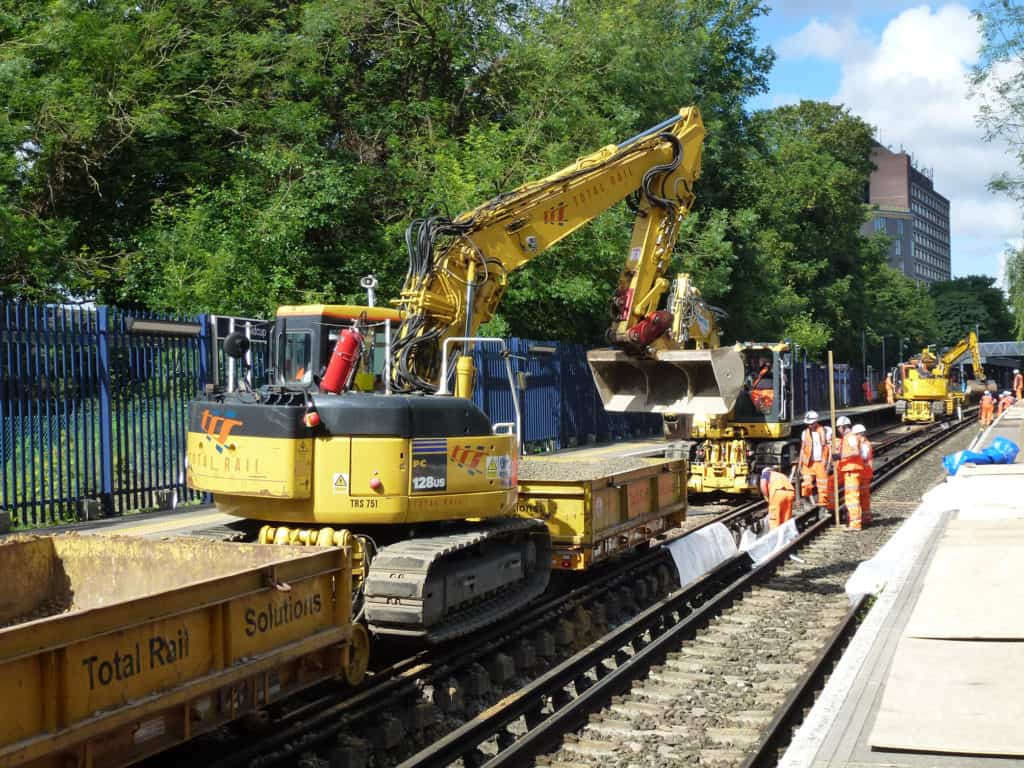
[874,217,886,232]
[894,239,901,257]
[897,220,904,236]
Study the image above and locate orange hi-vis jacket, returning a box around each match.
[859,435,874,478]
[836,431,864,473]
[1015,373,1023,394]
[760,469,795,500]
[800,424,830,467]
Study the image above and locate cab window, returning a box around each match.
[283,330,312,382]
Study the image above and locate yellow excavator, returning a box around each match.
[187,107,743,643]
[896,331,989,422]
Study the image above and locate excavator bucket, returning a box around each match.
[586,347,744,415]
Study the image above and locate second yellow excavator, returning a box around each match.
[896,331,990,422]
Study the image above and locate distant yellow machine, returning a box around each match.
[683,342,797,494]
[896,331,990,422]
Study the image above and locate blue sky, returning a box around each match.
[748,1,1021,282]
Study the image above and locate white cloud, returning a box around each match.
[781,4,1022,278]
[777,17,873,62]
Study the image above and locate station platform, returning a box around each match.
[789,402,895,429]
[780,403,1024,768]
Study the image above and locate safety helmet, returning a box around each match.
[837,415,852,427]
[803,410,819,424]
[851,424,866,435]
[1015,369,1020,374]
[760,467,773,484]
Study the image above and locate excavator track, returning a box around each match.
[364,517,552,643]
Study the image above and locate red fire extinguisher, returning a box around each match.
[320,328,365,394]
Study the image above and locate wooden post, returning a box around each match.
[828,350,840,526]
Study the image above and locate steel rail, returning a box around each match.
[404,511,828,768]
[398,413,976,768]
[737,412,978,768]
[209,540,680,768]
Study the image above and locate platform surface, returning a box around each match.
[781,403,1024,768]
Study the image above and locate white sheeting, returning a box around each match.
[666,517,799,588]
[740,517,798,563]
[665,522,737,587]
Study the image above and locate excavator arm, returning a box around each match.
[390,108,707,395]
[935,331,984,379]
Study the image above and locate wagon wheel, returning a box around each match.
[344,623,371,686]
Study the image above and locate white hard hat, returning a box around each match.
[803,410,819,424]
[837,415,852,427]
[852,424,866,434]
[1015,369,1020,374]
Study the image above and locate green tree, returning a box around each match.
[928,275,1013,345]
[863,264,938,358]
[1006,244,1024,339]
[972,0,1024,204]
[0,0,775,338]
[719,100,885,359]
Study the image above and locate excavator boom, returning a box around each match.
[389,107,742,416]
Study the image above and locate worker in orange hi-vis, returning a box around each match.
[999,391,1014,416]
[759,467,795,529]
[799,411,832,512]
[883,373,895,405]
[861,379,874,404]
[980,390,995,426]
[833,416,865,530]
[851,424,873,528]
[1015,369,1023,400]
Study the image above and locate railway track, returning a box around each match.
[143,413,975,768]
[392,414,976,768]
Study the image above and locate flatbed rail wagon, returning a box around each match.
[0,535,362,768]
[517,444,687,571]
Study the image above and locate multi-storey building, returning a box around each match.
[861,141,951,283]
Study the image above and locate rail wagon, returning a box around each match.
[517,447,687,571]
[0,535,363,768]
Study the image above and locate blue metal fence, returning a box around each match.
[1,303,206,526]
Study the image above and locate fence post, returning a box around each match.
[197,313,211,390]
[97,306,115,515]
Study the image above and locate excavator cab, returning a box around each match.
[272,305,403,392]
[734,346,789,422]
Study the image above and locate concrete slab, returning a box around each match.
[905,520,1024,640]
[871,637,1024,756]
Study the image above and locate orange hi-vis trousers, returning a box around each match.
[842,469,865,530]
[858,468,873,528]
[980,403,994,426]
[767,481,795,529]
[800,462,831,509]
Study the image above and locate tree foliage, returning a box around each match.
[928,275,1014,345]
[1007,244,1024,340]
[0,0,958,360]
[972,0,1024,204]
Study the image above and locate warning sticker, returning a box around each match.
[411,439,447,493]
[332,472,349,495]
[629,246,642,264]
